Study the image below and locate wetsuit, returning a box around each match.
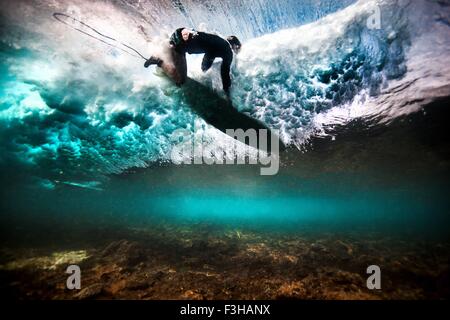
[170,28,234,92]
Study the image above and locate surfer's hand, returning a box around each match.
[144,59,151,68]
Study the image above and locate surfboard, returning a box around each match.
[180,78,285,152]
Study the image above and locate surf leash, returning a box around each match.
[53,12,148,61]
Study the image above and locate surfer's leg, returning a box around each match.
[158,48,187,86]
[172,50,187,85]
[201,53,215,72]
[220,54,232,92]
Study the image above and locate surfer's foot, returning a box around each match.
[144,57,163,68]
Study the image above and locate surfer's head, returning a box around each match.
[227,36,241,54]
[169,28,193,48]
[181,28,192,41]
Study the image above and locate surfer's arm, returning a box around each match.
[169,28,187,53]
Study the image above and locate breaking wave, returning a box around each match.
[0,0,449,187]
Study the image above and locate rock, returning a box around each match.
[276,281,306,298]
[101,240,146,267]
[310,242,328,253]
[101,242,121,257]
[124,274,152,290]
[182,289,204,300]
[75,283,103,300]
[333,240,353,260]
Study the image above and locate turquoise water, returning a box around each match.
[0,0,449,243]
[3,127,449,238]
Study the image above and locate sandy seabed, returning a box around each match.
[0,224,449,299]
[0,223,448,300]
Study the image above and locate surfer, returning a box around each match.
[145,28,241,94]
